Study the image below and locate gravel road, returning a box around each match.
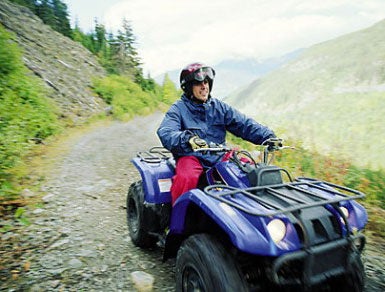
[1,112,384,291]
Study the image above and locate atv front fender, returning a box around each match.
[169,189,301,256]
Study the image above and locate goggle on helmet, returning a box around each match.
[180,63,216,93]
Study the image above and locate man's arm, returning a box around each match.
[157,106,194,154]
[221,101,275,144]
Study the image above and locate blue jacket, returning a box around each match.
[157,94,275,167]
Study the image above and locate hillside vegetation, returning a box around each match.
[0,1,180,205]
[226,19,385,170]
[0,0,107,122]
[0,26,60,200]
[93,73,180,121]
[0,24,178,203]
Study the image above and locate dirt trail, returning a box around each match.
[1,112,384,291]
[2,112,174,291]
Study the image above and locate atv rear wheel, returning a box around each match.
[126,181,157,248]
[176,234,249,292]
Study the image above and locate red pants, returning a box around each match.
[171,156,203,205]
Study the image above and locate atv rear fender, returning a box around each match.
[131,157,173,204]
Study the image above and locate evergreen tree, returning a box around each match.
[141,73,157,92]
[10,0,158,93]
[35,0,56,28]
[51,0,72,37]
[108,19,142,78]
[9,0,72,38]
[93,20,107,54]
[8,0,35,10]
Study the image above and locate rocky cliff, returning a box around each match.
[0,0,107,123]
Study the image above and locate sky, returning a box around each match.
[63,0,385,77]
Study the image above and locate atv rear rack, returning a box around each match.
[204,178,365,217]
[136,146,173,163]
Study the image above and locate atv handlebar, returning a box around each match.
[262,137,283,150]
[261,138,294,164]
[193,138,292,165]
[193,143,231,153]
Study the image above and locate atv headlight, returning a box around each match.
[267,219,286,244]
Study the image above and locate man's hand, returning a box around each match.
[189,136,208,150]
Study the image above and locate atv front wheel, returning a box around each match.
[176,234,249,292]
[126,181,157,248]
[328,251,365,292]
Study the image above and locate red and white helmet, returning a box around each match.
[179,62,215,94]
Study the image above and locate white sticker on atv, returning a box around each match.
[158,178,172,193]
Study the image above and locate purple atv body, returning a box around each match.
[127,146,368,291]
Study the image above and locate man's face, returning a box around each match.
[192,80,209,102]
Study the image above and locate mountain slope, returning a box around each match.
[226,19,385,170]
[0,0,107,122]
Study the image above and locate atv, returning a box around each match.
[126,138,368,291]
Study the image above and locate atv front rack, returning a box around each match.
[204,178,365,217]
[205,179,366,288]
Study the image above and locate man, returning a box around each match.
[157,62,276,205]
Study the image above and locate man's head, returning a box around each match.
[179,62,215,101]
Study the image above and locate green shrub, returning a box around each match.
[343,166,385,208]
[0,25,60,200]
[93,74,176,121]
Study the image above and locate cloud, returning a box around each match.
[102,0,385,76]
